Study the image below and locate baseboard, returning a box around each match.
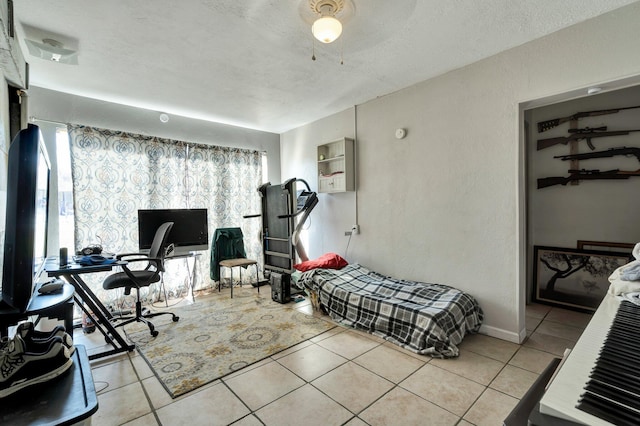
[479,324,526,344]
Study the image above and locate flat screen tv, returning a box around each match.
[137,209,209,255]
[1,124,51,313]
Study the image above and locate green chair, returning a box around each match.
[210,227,259,298]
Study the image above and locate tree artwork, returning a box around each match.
[534,246,631,312]
[540,251,622,292]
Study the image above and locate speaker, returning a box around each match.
[270,272,291,304]
[59,247,68,267]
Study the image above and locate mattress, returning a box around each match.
[298,263,483,358]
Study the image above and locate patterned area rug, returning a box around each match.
[127,291,335,398]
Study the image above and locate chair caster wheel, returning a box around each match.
[151,330,159,337]
[105,335,112,344]
[173,316,180,322]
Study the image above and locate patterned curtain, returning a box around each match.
[67,124,263,305]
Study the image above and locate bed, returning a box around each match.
[296,263,484,358]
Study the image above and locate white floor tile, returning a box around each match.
[84,294,591,426]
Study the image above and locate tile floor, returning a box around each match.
[73,289,592,426]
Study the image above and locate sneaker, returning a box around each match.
[0,322,75,355]
[0,335,73,398]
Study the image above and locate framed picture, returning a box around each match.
[576,240,635,252]
[533,246,631,312]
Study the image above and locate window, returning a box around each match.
[262,151,268,184]
[56,128,74,250]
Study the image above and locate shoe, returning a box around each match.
[0,335,73,398]
[0,322,75,355]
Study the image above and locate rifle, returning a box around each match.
[537,105,640,132]
[553,146,640,162]
[537,169,630,189]
[536,127,640,151]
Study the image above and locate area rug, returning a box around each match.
[126,291,335,398]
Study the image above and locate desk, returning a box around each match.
[45,260,135,360]
[0,282,75,339]
[158,251,201,304]
[0,345,99,426]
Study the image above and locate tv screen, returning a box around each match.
[1,124,50,312]
[137,209,209,255]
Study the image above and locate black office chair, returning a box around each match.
[103,221,179,336]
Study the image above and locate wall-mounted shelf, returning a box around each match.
[317,138,355,193]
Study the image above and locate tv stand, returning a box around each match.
[0,299,19,313]
[0,282,75,338]
[0,345,98,425]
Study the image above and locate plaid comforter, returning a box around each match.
[298,264,483,358]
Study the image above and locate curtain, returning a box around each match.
[67,124,263,305]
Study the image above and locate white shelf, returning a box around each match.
[317,138,354,193]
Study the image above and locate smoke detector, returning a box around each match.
[24,38,78,65]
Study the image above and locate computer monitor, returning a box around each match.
[137,209,209,255]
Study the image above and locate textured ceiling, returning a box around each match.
[13,0,639,133]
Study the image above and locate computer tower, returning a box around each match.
[270,272,291,303]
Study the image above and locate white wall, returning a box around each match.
[526,85,640,305]
[26,87,282,185]
[280,2,640,342]
[529,85,640,249]
[280,108,357,260]
[27,87,282,258]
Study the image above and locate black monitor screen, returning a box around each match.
[137,209,208,254]
[1,124,50,312]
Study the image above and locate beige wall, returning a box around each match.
[281,3,640,342]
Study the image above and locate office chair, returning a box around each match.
[210,227,259,298]
[103,221,179,336]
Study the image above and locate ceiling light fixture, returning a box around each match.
[24,38,78,65]
[310,0,344,44]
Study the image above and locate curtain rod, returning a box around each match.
[29,118,268,154]
[28,116,67,126]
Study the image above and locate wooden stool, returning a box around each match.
[218,258,259,298]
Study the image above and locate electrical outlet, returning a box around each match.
[344,231,352,236]
[351,225,359,235]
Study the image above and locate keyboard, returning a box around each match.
[539,295,640,425]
